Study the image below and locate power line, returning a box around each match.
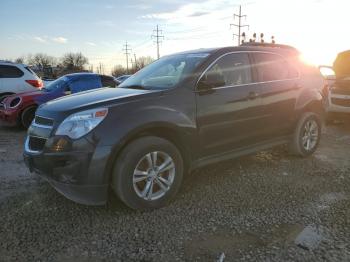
[133,39,153,50]
[230,5,249,46]
[122,41,132,73]
[151,25,164,60]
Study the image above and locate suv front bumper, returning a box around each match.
[23,136,112,205]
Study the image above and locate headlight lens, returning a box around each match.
[55,108,108,139]
[9,97,22,108]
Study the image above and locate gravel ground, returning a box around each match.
[1,123,350,261]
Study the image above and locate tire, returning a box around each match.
[21,106,37,129]
[289,112,322,157]
[112,136,184,210]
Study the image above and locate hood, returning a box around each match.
[3,90,45,106]
[333,50,350,78]
[37,87,158,119]
[12,90,44,99]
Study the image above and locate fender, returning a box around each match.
[295,87,325,116]
[95,103,198,180]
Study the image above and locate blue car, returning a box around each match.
[0,73,117,128]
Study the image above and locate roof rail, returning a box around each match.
[0,60,15,63]
[241,42,299,53]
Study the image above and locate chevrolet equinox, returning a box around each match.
[23,44,327,210]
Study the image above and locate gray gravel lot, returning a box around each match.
[1,123,350,261]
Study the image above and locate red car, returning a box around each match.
[0,73,117,128]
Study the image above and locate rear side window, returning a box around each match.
[253,53,299,82]
[101,75,117,87]
[0,65,24,78]
[70,75,102,93]
[202,53,253,88]
[24,66,39,77]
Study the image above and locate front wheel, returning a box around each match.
[289,112,322,157]
[112,136,184,210]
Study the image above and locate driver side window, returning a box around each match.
[200,53,252,89]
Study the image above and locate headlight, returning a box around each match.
[55,108,108,139]
[9,97,22,108]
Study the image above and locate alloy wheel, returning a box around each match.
[301,119,319,151]
[132,151,176,201]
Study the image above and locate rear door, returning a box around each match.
[196,52,266,157]
[251,52,301,139]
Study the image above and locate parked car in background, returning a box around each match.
[0,73,117,128]
[23,44,326,210]
[115,74,131,85]
[0,61,43,102]
[320,51,350,121]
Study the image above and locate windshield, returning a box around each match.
[44,77,68,91]
[119,53,209,90]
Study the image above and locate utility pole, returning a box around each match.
[151,25,164,59]
[122,41,131,73]
[134,53,137,70]
[230,5,249,46]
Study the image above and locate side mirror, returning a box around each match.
[197,73,225,91]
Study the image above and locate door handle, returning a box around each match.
[247,91,259,100]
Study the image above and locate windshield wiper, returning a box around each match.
[121,85,150,90]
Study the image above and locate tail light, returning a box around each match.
[26,79,43,89]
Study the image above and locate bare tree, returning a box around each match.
[134,56,154,72]
[14,57,25,64]
[28,53,57,68]
[61,52,89,72]
[111,65,127,77]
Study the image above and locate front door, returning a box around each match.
[195,52,265,158]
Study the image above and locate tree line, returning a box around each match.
[111,56,154,77]
[11,53,89,78]
[6,53,154,79]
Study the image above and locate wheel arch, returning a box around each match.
[295,88,325,121]
[104,123,194,183]
[19,103,38,126]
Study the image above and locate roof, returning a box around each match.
[169,44,300,58]
[0,60,26,66]
[64,72,98,79]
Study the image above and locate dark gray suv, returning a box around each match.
[24,44,327,210]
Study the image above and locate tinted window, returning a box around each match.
[70,75,102,93]
[253,53,298,82]
[0,65,24,78]
[101,75,117,87]
[202,53,252,88]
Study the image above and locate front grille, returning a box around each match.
[331,98,350,107]
[34,116,54,127]
[28,136,47,151]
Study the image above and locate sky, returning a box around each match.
[0,0,349,73]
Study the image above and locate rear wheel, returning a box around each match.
[21,106,37,129]
[289,112,322,157]
[112,136,184,210]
